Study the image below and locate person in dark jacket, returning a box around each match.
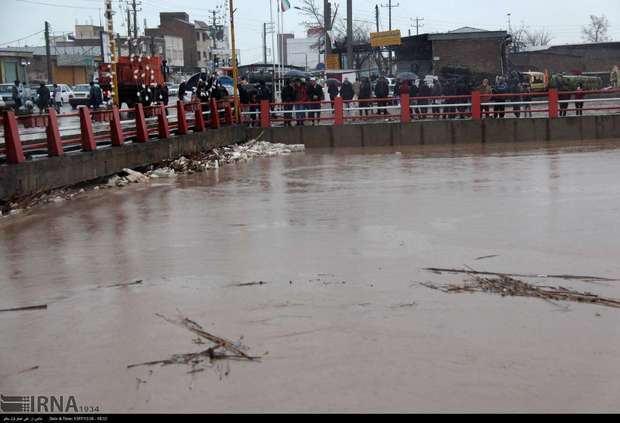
[557,76,571,117]
[281,79,296,126]
[178,80,187,102]
[161,84,169,106]
[358,77,372,116]
[327,81,340,102]
[418,80,432,119]
[36,82,51,114]
[374,76,389,115]
[12,80,22,112]
[340,78,354,115]
[294,79,308,126]
[306,78,323,125]
[88,81,102,112]
[493,77,509,118]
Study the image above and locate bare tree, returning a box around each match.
[296,0,339,51]
[582,14,611,43]
[510,25,528,53]
[524,29,553,47]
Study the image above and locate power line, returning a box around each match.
[15,0,101,10]
[0,30,45,47]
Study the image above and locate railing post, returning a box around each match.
[471,91,481,120]
[176,100,188,135]
[157,104,170,139]
[548,89,559,119]
[46,109,64,157]
[3,111,25,164]
[110,106,124,146]
[260,100,270,128]
[194,102,206,132]
[400,94,411,123]
[79,107,96,152]
[210,98,220,129]
[334,97,344,125]
[224,102,233,125]
[135,103,149,143]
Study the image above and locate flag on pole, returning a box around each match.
[281,0,291,12]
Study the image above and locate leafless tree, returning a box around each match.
[582,14,611,43]
[524,29,553,47]
[510,25,528,53]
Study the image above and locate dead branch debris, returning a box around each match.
[424,267,618,282]
[127,314,260,370]
[0,304,47,313]
[421,275,620,309]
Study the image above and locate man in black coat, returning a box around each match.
[374,76,389,115]
[36,82,51,114]
[281,79,296,126]
[306,78,324,125]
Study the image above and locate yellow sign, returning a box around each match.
[326,53,340,70]
[370,30,402,47]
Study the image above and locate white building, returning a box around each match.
[283,30,321,71]
[164,35,184,68]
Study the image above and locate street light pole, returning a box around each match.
[229,0,240,122]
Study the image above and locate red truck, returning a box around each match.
[98,56,165,107]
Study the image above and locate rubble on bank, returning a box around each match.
[0,141,305,217]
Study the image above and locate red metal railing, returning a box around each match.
[2,89,620,164]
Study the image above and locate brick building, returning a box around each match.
[510,42,620,75]
[428,28,511,76]
[146,12,198,72]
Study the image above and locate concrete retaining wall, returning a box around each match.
[248,115,620,147]
[2,115,620,201]
[0,126,248,201]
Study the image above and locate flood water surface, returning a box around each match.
[1,140,620,412]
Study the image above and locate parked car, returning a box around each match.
[70,84,91,109]
[0,83,13,109]
[166,82,179,98]
[46,84,74,105]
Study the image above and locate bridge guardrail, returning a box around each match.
[2,89,620,164]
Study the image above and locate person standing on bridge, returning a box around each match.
[178,80,187,102]
[52,84,62,113]
[374,76,389,116]
[340,78,355,116]
[574,82,585,116]
[307,78,324,126]
[358,77,372,117]
[36,82,50,114]
[611,65,619,89]
[11,80,22,112]
[479,79,493,119]
[281,79,296,127]
[294,79,308,126]
[88,81,102,116]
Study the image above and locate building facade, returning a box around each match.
[0,49,33,84]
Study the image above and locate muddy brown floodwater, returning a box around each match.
[2,140,620,413]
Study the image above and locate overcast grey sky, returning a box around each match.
[1,0,618,64]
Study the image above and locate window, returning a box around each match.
[203,33,208,42]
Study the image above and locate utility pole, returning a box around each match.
[104,0,119,106]
[346,0,353,69]
[324,0,332,56]
[263,23,268,64]
[127,8,132,55]
[375,5,380,32]
[413,17,424,35]
[229,0,240,123]
[44,21,52,83]
[381,0,399,74]
[132,0,139,40]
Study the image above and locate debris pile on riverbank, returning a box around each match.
[1,141,305,216]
